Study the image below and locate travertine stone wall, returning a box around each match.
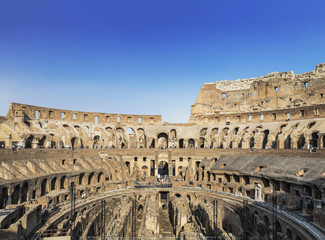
[190,63,325,124]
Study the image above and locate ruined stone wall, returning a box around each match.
[7,103,162,125]
[190,63,325,124]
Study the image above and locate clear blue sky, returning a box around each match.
[0,0,325,123]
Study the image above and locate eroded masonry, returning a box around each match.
[1,63,325,239]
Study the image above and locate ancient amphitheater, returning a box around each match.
[1,63,325,240]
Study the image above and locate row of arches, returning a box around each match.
[0,171,108,209]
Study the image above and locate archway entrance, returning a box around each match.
[157,133,168,149]
[297,135,305,149]
[310,132,319,148]
[158,161,169,177]
[188,139,195,148]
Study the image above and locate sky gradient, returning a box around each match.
[1,0,325,123]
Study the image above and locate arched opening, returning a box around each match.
[199,128,207,148]
[21,182,28,203]
[0,187,8,209]
[188,139,195,148]
[178,166,183,176]
[41,179,48,196]
[285,229,293,239]
[51,177,57,191]
[127,128,134,135]
[79,173,85,185]
[137,128,146,148]
[88,172,95,185]
[138,205,144,212]
[170,129,177,139]
[25,135,34,148]
[250,137,255,148]
[179,139,184,148]
[262,130,269,149]
[50,134,56,148]
[127,128,136,148]
[284,135,291,149]
[11,185,20,204]
[149,138,155,148]
[310,132,319,148]
[272,133,279,149]
[297,135,306,149]
[199,137,205,148]
[141,166,148,177]
[158,161,169,177]
[322,135,325,149]
[38,136,46,148]
[157,133,168,149]
[275,221,282,236]
[98,172,104,183]
[238,139,243,149]
[71,137,79,149]
[93,135,100,149]
[60,176,66,189]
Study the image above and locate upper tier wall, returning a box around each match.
[7,103,162,126]
[190,63,325,123]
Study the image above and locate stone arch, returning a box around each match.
[310,132,319,148]
[60,176,67,189]
[158,160,169,176]
[21,182,28,203]
[41,179,48,196]
[157,133,168,149]
[178,166,183,176]
[116,128,126,148]
[210,128,218,148]
[148,138,155,148]
[179,139,184,148]
[71,137,82,149]
[188,139,195,148]
[0,187,8,209]
[297,134,306,149]
[105,127,115,147]
[79,173,86,185]
[285,228,293,239]
[141,166,148,177]
[170,129,177,139]
[98,172,104,183]
[38,136,46,148]
[199,128,207,148]
[25,135,34,148]
[93,135,100,149]
[137,128,146,148]
[284,135,291,149]
[250,136,255,148]
[11,185,20,204]
[88,172,95,185]
[127,128,137,148]
[51,177,57,191]
[262,130,269,149]
[49,134,56,148]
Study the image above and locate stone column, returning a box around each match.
[154,150,158,177]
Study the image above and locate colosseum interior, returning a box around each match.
[1,63,325,240]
